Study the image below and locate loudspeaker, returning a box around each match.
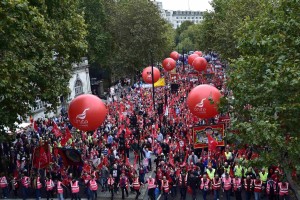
[171,84,179,93]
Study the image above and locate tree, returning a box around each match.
[176,23,202,51]
[0,0,87,137]
[175,20,194,46]
[79,0,112,65]
[196,0,265,59]
[227,0,300,190]
[107,0,175,79]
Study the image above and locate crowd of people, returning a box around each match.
[0,52,293,200]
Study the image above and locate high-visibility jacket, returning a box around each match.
[254,180,262,193]
[107,178,114,186]
[71,181,80,193]
[212,178,221,190]
[161,180,169,193]
[224,166,231,174]
[89,179,98,191]
[234,165,243,178]
[0,176,8,188]
[57,181,63,194]
[207,169,215,180]
[266,180,277,195]
[259,172,268,183]
[200,178,210,190]
[179,174,188,187]
[132,178,141,190]
[46,180,54,191]
[225,152,232,160]
[223,177,232,191]
[278,182,289,196]
[21,176,30,188]
[233,178,242,191]
[36,177,42,189]
[148,178,156,189]
[244,179,253,192]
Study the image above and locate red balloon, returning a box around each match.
[187,84,221,118]
[170,51,179,61]
[194,51,203,57]
[142,66,160,84]
[192,57,207,72]
[68,94,107,131]
[162,58,176,71]
[188,54,199,66]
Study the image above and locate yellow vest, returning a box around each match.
[259,172,268,182]
[224,166,230,174]
[225,152,232,160]
[234,165,243,177]
[207,168,215,179]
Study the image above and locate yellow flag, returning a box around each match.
[154,78,165,87]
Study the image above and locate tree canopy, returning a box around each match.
[0,0,87,135]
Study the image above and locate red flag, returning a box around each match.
[52,121,62,137]
[206,133,218,152]
[93,129,97,139]
[33,143,51,169]
[61,128,72,146]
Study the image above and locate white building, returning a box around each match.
[165,10,204,28]
[30,58,91,120]
[151,0,204,29]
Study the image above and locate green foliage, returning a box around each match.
[107,0,175,78]
[176,23,202,51]
[79,0,112,65]
[175,20,194,45]
[196,0,265,59]
[228,0,300,172]
[0,0,87,134]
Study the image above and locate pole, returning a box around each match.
[182,49,185,73]
[151,53,155,111]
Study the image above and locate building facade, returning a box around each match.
[151,0,204,29]
[165,10,204,28]
[30,58,91,120]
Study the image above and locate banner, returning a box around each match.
[154,78,165,87]
[56,148,83,166]
[33,143,51,169]
[193,124,225,149]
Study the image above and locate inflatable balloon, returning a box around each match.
[142,66,160,84]
[187,84,221,118]
[192,57,207,72]
[68,94,107,131]
[170,51,180,61]
[162,58,176,71]
[194,51,203,57]
[188,54,199,66]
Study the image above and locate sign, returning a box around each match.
[193,124,225,149]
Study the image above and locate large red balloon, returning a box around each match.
[162,58,176,71]
[194,51,203,57]
[68,94,107,131]
[142,66,160,84]
[187,84,221,118]
[188,54,199,66]
[192,57,207,72]
[170,51,179,61]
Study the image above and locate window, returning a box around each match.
[74,79,83,96]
